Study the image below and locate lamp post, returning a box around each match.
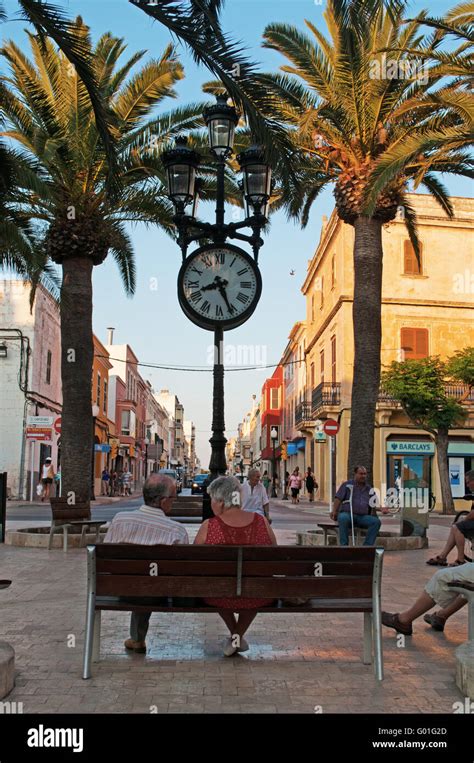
[161,95,272,481]
[91,403,100,501]
[271,427,278,498]
[249,448,254,470]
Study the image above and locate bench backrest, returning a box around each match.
[90,545,383,600]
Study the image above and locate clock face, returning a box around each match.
[177,244,262,331]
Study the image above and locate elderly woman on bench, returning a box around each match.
[194,475,277,657]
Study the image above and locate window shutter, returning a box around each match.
[401,327,428,359]
[404,240,422,275]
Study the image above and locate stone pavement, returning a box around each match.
[0,526,470,715]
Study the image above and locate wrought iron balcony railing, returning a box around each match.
[311,382,341,414]
[295,401,313,426]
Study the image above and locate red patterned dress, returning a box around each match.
[203,513,275,609]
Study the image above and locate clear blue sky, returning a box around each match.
[2,0,470,466]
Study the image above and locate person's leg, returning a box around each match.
[453,524,468,563]
[357,514,381,545]
[337,512,351,546]
[235,611,258,638]
[432,527,457,561]
[435,594,467,623]
[397,592,436,625]
[218,610,238,635]
[130,612,151,643]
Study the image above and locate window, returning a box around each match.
[96,373,101,406]
[320,350,325,384]
[310,362,315,388]
[331,255,336,289]
[103,380,107,414]
[270,387,279,409]
[331,335,337,382]
[311,295,315,322]
[320,276,324,309]
[403,240,423,275]
[121,410,130,436]
[400,328,429,359]
[45,350,52,385]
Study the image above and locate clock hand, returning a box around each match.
[201,282,218,291]
[218,285,234,314]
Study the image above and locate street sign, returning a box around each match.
[323,419,340,436]
[26,427,52,441]
[27,416,53,427]
[54,417,61,434]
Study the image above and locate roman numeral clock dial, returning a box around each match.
[177,244,262,331]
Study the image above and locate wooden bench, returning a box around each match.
[49,502,107,552]
[82,544,384,681]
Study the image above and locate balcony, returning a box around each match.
[295,401,314,427]
[311,382,341,416]
[377,384,474,408]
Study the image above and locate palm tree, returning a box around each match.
[1,1,116,167]
[1,20,207,504]
[261,0,473,480]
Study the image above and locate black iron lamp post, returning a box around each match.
[271,427,278,498]
[90,403,100,501]
[161,95,272,480]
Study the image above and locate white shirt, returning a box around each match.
[241,481,269,516]
[104,505,189,546]
[42,464,53,479]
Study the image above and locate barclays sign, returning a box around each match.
[387,441,435,454]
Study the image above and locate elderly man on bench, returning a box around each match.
[103,473,188,653]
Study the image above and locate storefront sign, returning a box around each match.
[314,431,327,442]
[387,441,435,454]
[94,444,111,453]
[449,457,465,498]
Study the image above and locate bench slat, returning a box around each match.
[95,596,374,613]
[95,544,377,562]
[96,559,375,577]
[96,574,373,598]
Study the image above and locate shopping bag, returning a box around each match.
[36,483,44,497]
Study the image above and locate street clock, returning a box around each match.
[178,243,262,331]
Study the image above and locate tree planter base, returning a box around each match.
[0,642,15,699]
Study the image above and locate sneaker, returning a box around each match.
[223,638,238,657]
[423,613,445,632]
[381,611,413,636]
[124,638,146,653]
[237,637,249,653]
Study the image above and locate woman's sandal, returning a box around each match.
[448,559,465,567]
[426,556,447,566]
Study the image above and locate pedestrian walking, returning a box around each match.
[40,457,55,502]
[117,471,124,497]
[241,468,270,521]
[289,467,302,504]
[109,470,117,497]
[283,471,290,500]
[262,470,271,497]
[305,467,318,502]
[123,468,133,496]
[101,468,110,496]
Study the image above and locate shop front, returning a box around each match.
[386,439,434,510]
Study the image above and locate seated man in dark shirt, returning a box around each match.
[331,465,387,546]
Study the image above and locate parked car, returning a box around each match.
[191,473,208,494]
[158,469,182,493]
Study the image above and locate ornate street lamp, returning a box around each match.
[203,94,239,158]
[161,136,201,215]
[271,427,278,498]
[161,95,272,480]
[238,146,272,218]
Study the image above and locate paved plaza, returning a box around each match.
[0,509,470,716]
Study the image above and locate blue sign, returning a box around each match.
[94,444,111,453]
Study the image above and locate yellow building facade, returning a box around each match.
[299,194,474,510]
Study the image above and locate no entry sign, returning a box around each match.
[54,417,62,434]
[323,418,340,436]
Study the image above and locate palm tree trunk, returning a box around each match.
[60,257,94,506]
[347,216,383,483]
[435,428,454,514]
